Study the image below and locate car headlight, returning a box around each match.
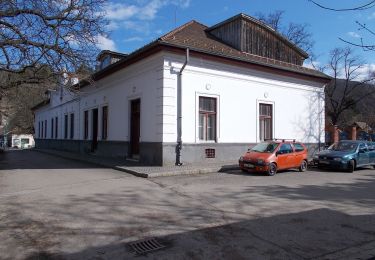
[257,159,265,165]
[333,157,341,161]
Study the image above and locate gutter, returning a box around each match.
[176,48,189,166]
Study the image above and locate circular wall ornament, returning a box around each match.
[264,92,269,98]
[206,84,211,90]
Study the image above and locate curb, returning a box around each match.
[33,149,239,178]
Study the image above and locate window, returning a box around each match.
[199,97,216,141]
[279,143,293,154]
[259,103,273,141]
[41,121,44,139]
[205,148,215,158]
[44,120,47,138]
[293,143,305,152]
[84,111,89,139]
[38,121,41,138]
[51,118,54,139]
[64,114,68,139]
[70,113,74,139]
[55,117,58,139]
[102,106,108,140]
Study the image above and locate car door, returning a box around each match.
[277,143,294,169]
[369,142,375,164]
[357,143,370,166]
[292,143,305,167]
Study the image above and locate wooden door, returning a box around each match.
[130,99,140,156]
[91,108,98,152]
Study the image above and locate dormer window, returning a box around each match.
[100,56,111,69]
[97,50,128,71]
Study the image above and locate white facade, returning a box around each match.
[34,50,326,165]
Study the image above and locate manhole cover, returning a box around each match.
[128,238,165,255]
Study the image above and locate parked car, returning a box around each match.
[315,140,375,172]
[239,139,308,176]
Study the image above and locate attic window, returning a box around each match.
[100,56,111,69]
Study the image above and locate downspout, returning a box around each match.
[176,48,189,166]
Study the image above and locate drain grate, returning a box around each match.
[128,238,165,255]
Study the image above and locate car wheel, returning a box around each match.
[348,160,355,173]
[299,160,308,172]
[267,163,277,176]
[241,168,247,173]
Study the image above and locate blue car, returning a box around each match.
[315,140,375,172]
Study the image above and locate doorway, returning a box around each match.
[91,108,98,152]
[130,99,140,158]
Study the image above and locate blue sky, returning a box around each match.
[98,0,375,72]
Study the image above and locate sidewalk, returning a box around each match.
[34,148,239,178]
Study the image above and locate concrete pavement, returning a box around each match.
[34,148,239,178]
[1,149,375,259]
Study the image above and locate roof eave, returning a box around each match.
[158,42,331,82]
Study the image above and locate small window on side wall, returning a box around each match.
[199,97,217,141]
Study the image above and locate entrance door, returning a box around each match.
[91,108,98,152]
[130,99,140,157]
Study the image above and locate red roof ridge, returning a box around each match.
[160,20,208,41]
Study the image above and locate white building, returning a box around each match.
[32,14,330,166]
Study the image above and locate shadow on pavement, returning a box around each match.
[0,149,103,170]
[1,173,374,259]
[22,208,375,260]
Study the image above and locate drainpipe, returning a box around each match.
[176,48,189,166]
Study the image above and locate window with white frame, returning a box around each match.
[259,103,273,141]
[199,97,217,141]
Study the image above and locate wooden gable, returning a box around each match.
[207,14,308,66]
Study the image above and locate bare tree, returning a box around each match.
[256,10,314,53]
[324,47,375,126]
[309,0,375,51]
[0,0,107,89]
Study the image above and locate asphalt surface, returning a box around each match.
[1,149,375,259]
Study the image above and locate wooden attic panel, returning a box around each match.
[209,19,242,51]
[240,19,304,65]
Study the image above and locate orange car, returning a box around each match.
[239,140,308,176]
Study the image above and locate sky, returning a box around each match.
[97,0,375,74]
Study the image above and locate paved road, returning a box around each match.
[1,150,375,259]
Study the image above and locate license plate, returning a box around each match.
[319,160,329,164]
[244,163,254,168]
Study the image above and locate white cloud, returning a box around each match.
[124,37,144,42]
[106,21,120,31]
[104,0,191,22]
[104,3,138,20]
[139,0,166,20]
[96,35,116,51]
[123,21,151,33]
[347,31,361,38]
[354,63,375,81]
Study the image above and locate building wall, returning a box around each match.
[34,53,165,162]
[34,50,326,166]
[162,52,325,164]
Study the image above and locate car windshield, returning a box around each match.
[328,142,358,152]
[250,142,279,153]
